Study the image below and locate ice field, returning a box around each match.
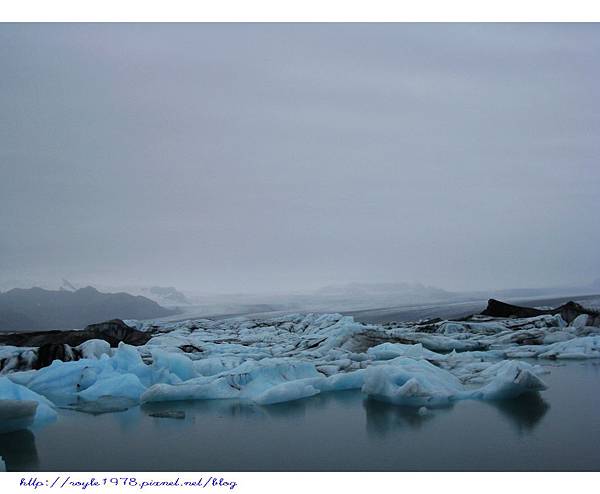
[1,311,600,433]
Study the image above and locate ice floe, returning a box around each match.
[362,358,464,407]
[1,310,600,430]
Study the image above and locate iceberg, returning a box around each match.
[254,381,320,405]
[367,342,443,361]
[471,361,547,399]
[537,336,600,359]
[571,314,589,329]
[77,339,112,359]
[315,369,366,392]
[362,358,464,407]
[78,373,147,402]
[151,350,196,381]
[3,308,597,412]
[362,357,547,406]
[141,359,323,404]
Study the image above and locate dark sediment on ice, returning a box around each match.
[481,299,600,326]
[0,319,153,371]
[0,319,151,348]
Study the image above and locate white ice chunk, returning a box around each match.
[254,380,320,405]
[78,373,147,402]
[471,361,547,399]
[400,334,487,352]
[141,378,239,403]
[439,321,506,335]
[315,369,366,392]
[23,359,104,398]
[367,342,442,361]
[151,350,196,381]
[362,357,547,407]
[571,314,589,329]
[538,336,600,359]
[193,357,244,376]
[542,331,573,345]
[362,358,464,407]
[112,343,147,373]
[77,339,112,359]
[142,359,322,404]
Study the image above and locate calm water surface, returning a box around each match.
[1,361,599,471]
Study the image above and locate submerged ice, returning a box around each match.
[1,309,599,430]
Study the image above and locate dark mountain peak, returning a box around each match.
[60,279,77,291]
[0,286,177,331]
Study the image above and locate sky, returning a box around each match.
[1,23,599,294]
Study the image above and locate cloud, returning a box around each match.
[1,23,599,292]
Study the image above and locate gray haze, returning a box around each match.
[1,23,599,294]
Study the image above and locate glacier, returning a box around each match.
[1,310,600,432]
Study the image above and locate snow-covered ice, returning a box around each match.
[1,310,599,429]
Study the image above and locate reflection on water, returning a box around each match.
[363,398,440,437]
[65,397,139,415]
[488,393,550,433]
[0,362,598,471]
[140,389,361,422]
[0,429,39,471]
[142,399,269,420]
[363,392,550,438]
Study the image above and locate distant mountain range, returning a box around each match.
[0,278,598,330]
[0,286,176,331]
[57,280,192,308]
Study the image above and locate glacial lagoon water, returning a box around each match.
[1,360,599,471]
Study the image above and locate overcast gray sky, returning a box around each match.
[1,23,599,293]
